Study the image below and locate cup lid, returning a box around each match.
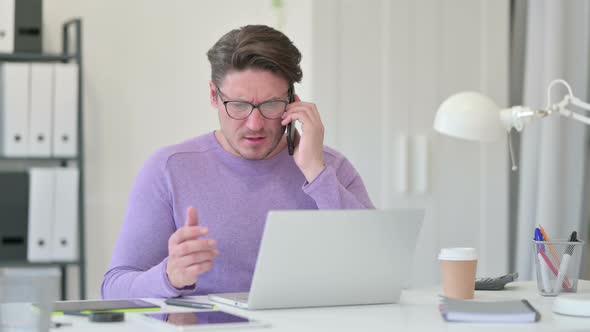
[438,247,477,261]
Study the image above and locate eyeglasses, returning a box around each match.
[216,86,290,120]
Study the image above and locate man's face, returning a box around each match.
[210,69,289,160]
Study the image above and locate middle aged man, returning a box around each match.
[102,25,374,299]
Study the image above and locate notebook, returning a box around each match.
[439,298,541,323]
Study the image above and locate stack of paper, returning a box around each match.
[439,297,540,323]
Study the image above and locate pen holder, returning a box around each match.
[1,268,59,331]
[531,239,585,296]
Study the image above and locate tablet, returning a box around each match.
[138,311,270,330]
[46,299,160,314]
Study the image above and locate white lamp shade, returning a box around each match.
[434,92,506,142]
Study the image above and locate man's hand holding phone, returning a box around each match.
[281,95,326,183]
[166,207,219,289]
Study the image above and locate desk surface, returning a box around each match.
[2,280,589,331]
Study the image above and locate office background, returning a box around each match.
[32,0,590,299]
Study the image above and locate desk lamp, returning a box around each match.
[434,79,590,317]
[433,79,590,170]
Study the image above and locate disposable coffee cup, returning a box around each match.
[438,248,478,299]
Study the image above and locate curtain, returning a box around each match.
[514,0,590,280]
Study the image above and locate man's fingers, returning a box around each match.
[176,250,220,268]
[171,239,217,257]
[185,261,214,275]
[281,111,311,127]
[185,207,199,227]
[286,103,320,120]
[169,226,208,245]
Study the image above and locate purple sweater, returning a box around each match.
[101,132,373,299]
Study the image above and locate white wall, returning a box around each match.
[43,0,510,298]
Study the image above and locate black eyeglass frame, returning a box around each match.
[215,86,293,120]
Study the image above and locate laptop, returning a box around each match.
[208,209,424,310]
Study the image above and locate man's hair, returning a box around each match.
[207,25,302,88]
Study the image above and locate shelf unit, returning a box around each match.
[0,19,85,300]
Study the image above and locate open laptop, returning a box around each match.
[208,209,424,310]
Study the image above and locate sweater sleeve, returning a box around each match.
[101,151,195,299]
[302,156,374,209]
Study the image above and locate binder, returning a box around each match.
[51,167,78,261]
[0,0,15,53]
[29,63,53,157]
[0,0,42,53]
[13,0,42,53]
[27,168,55,262]
[0,172,29,261]
[52,63,78,157]
[0,62,30,157]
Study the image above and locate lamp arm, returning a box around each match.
[569,96,590,113]
[507,81,590,129]
[502,92,590,172]
[551,94,590,126]
[545,79,574,109]
[558,107,590,126]
[543,79,590,126]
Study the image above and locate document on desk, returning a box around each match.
[439,298,540,323]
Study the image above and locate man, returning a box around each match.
[101,25,373,299]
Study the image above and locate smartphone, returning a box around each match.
[286,87,295,155]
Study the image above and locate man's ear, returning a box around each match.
[209,80,217,107]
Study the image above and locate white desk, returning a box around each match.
[2,280,589,331]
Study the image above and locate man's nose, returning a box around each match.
[245,108,265,131]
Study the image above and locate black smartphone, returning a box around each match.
[286,87,295,155]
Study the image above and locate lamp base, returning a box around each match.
[553,293,590,317]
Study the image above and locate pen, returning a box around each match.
[535,228,552,292]
[536,229,569,283]
[538,241,572,289]
[539,225,571,289]
[554,231,577,292]
[539,225,560,267]
[165,298,216,310]
[538,249,559,277]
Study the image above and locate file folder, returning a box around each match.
[0,0,15,53]
[29,63,53,157]
[0,0,42,53]
[52,63,78,158]
[13,0,42,53]
[0,62,30,157]
[0,172,29,261]
[51,168,78,261]
[27,168,55,262]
